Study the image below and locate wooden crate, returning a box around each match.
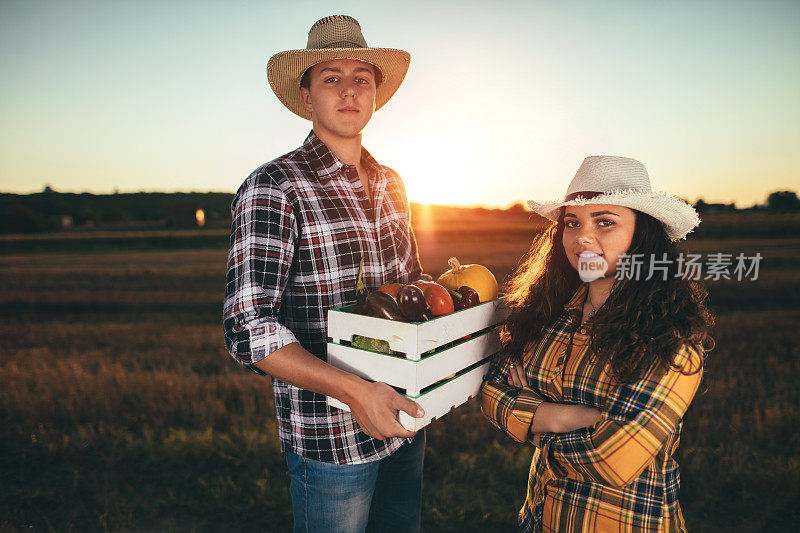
[326,297,506,431]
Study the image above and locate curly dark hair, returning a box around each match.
[500,210,714,383]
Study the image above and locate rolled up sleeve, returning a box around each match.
[480,358,546,443]
[223,174,299,367]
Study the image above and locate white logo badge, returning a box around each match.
[578,251,608,282]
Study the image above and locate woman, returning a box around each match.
[481,156,714,532]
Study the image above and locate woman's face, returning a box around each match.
[562,204,637,280]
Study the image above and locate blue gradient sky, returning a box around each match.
[1,0,798,206]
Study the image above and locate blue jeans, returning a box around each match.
[284,430,425,533]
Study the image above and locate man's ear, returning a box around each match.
[300,87,313,114]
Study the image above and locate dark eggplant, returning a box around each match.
[364,291,406,321]
[350,257,369,314]
[355,257,368,305]
[397,284,430,322]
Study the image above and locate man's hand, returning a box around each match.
[252,343,424,440]
[344,381,425,440]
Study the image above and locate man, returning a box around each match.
[223,15,426,532]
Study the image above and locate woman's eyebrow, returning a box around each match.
[590,210,619,217]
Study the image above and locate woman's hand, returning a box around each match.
[508,360,527,388]
[505,359,600,444]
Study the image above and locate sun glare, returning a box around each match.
[386,129,492,207]
[405,173,460,206]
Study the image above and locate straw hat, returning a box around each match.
[266,15,410,120]
[527,156,700,241]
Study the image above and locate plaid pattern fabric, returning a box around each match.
[223,131,422,464]
[481,284,704,532]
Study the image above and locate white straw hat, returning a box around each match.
[266,15,410,120]
[527,156,700,241]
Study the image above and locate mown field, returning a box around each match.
[1,212,799,532]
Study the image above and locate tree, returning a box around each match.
[694,198,708,213]
[767,191,800,212]
[0,205,48,233]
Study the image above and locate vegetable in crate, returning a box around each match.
[364,291,406,321]
[449,285,480,311]
[397,284,430,322]
[378,282,402,299]
[437,257,499,302]
[449,285,480,341]
[352,256,369,313]
[351,335,392,355]
[412,280,454,316]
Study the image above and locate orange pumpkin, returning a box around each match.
[436,257,499,302]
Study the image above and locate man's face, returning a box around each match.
[300,59,378,140]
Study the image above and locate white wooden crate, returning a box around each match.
[327,297,506,360]
[326,297,507,431]
[327,360,492,431]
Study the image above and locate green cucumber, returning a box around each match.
[351,335,392,354]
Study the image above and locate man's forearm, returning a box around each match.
[253,342,422,440]
[252,342,365,405]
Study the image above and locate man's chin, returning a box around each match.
[336,126,369,139]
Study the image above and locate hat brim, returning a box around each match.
[266,48,411,120]
[527,189,701,241]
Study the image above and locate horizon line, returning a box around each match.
[1,186,793,210]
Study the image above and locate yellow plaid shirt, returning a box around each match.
[480,284,704,532]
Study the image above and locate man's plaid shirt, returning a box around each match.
[481,284,704,532]
[223,131,422,464]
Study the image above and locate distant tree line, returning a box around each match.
[693,190,800,214]
[0,188,234,234]
[1,188,798,234]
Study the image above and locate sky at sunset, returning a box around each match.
[1,0,798,207]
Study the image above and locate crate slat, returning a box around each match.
[327,361,492,432]
[327,328,501,395]
[328,297,506,360]
[326,296,506,430]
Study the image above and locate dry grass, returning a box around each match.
[1,224,798,531]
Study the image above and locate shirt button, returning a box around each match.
[579,328,588,335]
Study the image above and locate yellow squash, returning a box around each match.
[436,257,499,302]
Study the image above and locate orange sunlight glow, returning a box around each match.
[386,129,492,207]
[404,174,457,206]
[410,202,436,232]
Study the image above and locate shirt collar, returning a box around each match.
[303,131,343,181]
[563,283,589,312]
[360,146,383,178]
[302,130,384,182]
